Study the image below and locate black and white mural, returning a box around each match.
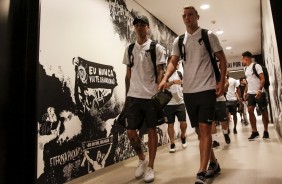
[262,0,282,137]
[36,0,176,183]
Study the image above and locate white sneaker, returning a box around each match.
[135,159,148,179]
[144,167,154,183]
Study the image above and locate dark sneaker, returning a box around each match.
[212,141,220,149]
[206,161,221,178]
[224,133,231,144]
[169,143,176,153]
[262,131,269,139]
[233,128,237,134]
[195,172,207,184]
[248,131,259,141]
[181,136,187,149]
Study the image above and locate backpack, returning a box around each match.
[176,70,183,80]
[178,29,221,82]
[128,41,158,83]
[252,63,270,90]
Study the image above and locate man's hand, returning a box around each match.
[255,90,262,99]
[216,81,224,97]
[158,78,168,91]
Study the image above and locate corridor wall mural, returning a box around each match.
[36,0,177,183]
[261,0,282,137]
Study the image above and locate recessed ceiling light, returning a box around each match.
[216,30,224,35]
[200,4,210,10]
[226,47,232,50]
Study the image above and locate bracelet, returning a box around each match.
[257,90,262,92]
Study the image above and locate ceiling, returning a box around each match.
[134,0,261,60]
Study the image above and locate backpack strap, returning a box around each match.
[127,43,135,67]
[177,70,183,80]
[178,34,186,61]
[252,63,259,78]
[149,41,158,83]
[201,29,221,82]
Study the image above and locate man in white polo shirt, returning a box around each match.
[241,51,269,140]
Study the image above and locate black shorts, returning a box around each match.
[183,90,216,128]
[124,97,159,130]
[163,104,186,124]
[246,93,268,111]
[214,101,228,122]
[226,100,237,115]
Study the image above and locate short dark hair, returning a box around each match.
[242,51,253,58]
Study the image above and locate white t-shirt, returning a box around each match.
[245,62,263,94]
[171,28,223,93]
[167,71,184,105]
[122,39,166,99]
[226,77,239,101]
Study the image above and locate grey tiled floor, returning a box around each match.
[68,117,282,184]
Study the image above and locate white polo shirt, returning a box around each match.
[122,39,166,99]
[171,28,223,93]
[245,62,263,94]
[167,71,184,105]
[226,77,239,101]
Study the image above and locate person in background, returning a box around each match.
[158,6,227,184]
[212,77,230,148]
[122,15,166,182]
[225,72,240,134]
[241,51,269,140]
[237,77,249,125]
[164,56,187,153]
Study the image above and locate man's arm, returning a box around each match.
[157,64,165,84]
[158,55,179,91]
[215,50,227,96]
[125,66,131,95]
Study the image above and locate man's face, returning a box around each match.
[241,56,250,66]
[182,8,199,27]
[134,21,149,37]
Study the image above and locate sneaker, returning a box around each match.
[248,131,260,141]
[212,141,220,149]
[195,172,207,184]
[233,128,237,134]
[181,136,187,149]
[144,167,154,183]
[262,131,269,139]
[224,133,231,144]
[135,159,148,179]
[206,161,221,178]
[169,143,176,153]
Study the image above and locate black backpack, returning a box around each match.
[128,41,158,83]
[178,29,221,82]
[252,63,270,90]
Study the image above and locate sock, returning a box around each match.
[223,129,228,134]
[212,134,218,142]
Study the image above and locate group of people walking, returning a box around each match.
[121,5,270,184]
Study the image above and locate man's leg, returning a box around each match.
[261,110,269,131]
[167,123,176,152]
[248,106,257,132]
[147,127,157,169]
[127,130,147,179]
[127,130,145,160]
[167,123,175,144]
[198,123,212,172]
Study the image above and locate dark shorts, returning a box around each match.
[246,93,268,111]
[214,101,228,122]
[163,104,186,124]
[183,90,216,128]
[124,97,159,130]
[226,100,238,115]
